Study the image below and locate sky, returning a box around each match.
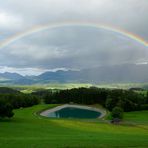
[0,0,147,75]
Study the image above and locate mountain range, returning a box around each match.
[0,64,148,85]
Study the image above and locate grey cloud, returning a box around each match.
[0,0,147,75]
[0,0,147,39]
[0,26,147,69]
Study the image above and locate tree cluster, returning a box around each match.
[33,87,148,112]
[0,89,40,118]
[39,87,108,105]
[105,89,148,112]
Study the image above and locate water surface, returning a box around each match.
[47,107,101,119]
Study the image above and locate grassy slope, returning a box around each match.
[0,105,148,148]
[124,111,148,124]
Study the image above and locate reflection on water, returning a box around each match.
[47,107,101,119]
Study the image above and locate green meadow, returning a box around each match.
[0,104,148,148]
[124,111,148,124]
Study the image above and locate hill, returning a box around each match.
[0,104,147,148]
[0,87,20,94]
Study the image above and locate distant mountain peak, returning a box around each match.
[1,64,148,85]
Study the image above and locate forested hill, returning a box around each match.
[0,87,20,94]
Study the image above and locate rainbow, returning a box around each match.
[0,21,147,49]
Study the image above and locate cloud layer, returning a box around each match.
[0,0,147,75]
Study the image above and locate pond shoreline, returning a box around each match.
[40,104,106,118]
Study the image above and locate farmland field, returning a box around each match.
[0,104,148,148]
[2,82,148,95]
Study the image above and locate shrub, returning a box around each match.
[111,106,124,120]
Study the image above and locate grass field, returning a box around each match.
[124,111,148,124]
[0,104,148,148]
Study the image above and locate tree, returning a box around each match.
[111,106,124,120]
[105,97,114,111]
[0,99,14,118]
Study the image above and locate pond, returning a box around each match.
[40,105,102,119]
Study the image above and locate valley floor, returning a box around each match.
[0,104,148,148]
